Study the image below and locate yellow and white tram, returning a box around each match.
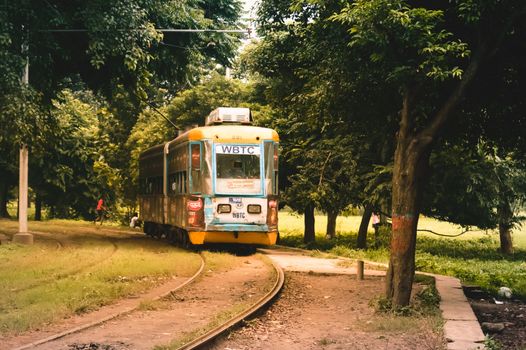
[138,107,279,246]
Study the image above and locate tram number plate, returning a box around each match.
[233,212,246,219]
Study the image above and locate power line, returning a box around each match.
[141,99,179,131]
[41,28,249,33]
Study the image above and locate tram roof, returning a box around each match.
[139,142,165,160]
[171,124,279,145]
[140,125,279,160]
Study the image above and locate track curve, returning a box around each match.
[176,254,285,350]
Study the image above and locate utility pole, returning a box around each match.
[13,40,33,245]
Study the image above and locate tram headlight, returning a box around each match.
[247,204,261,214]
[217,204,231,214]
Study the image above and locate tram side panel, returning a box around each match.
[166,142,189,229]
[139,147,166,231]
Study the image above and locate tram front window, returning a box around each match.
[217,155,260,179]
[215,144,261,194]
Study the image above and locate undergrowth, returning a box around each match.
[370,274,441,317]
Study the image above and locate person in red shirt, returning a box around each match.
[94,194,106,225]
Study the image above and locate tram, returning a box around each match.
[138,107,279,246]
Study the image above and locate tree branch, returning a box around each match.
[398,85,417,143]
[318,151,332,186]
[419,6,526,144]
[419,46,485,144]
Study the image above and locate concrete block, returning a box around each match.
[13,233,34,245]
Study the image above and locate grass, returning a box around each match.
[278,211,526,248]
[0,218,204,335]
[278,211,526,300]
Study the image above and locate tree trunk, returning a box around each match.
[326,210,338,239]
[35,193,42,221]
[304,203,315,244]
[385,90,431,307]
[385,148,425,307]
[498,200,514,254]
[0,181,11,218]
[357,205,373,249]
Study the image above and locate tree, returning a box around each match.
[425,143,526,254]
[251,0,526,307]
[332,0,526,306]
[244,0,394,244]
[35,89,111,219]
[0,0,244,218]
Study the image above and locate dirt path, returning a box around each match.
[209,272,445,350]
[2,255,273,350]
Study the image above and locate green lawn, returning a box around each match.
[278,211,526,248]
[278,211,526,299]
[0,219,235,335]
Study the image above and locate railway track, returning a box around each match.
[176,255,285,350]
[3,223,286,350]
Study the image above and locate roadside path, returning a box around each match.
[260,247,485,350]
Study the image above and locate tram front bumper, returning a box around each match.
[187,230,278,245]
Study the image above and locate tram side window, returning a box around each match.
[141,176,163,195]
[264,142,279,195]
[190,143,202,194]
[169,171,187,194]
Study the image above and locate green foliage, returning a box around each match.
[332,0,470,83]
[166,72,257,127]
[425,142,526,234]
[416,283,441,310]
[415,237,526,299]
[40,89,109,218]
[0,87,47,147]
[424,143,499,228]
[284,135,362,215]
[0,0,244,219]
[484,335,503,350]
[248,0,390,220]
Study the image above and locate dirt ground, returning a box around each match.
[2,253,445,350]
[465,286,526,350]
[209,272,445,350]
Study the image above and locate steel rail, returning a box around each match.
[176,254,285,350]
[13,252,206,350]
